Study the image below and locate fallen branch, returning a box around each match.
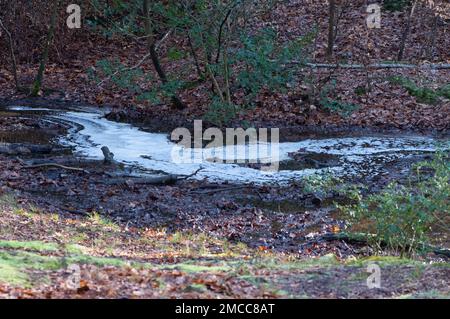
[100,169,203,187]
[189,185,250,195]
[22,163,89,174]
[125,175,179,186]
[177,167,204,181]
[303,62,450,70]
[314,232,450,258]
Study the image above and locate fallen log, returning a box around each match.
[303,62,450,70]
[101,168,204,186]
[0,143,53,155]
[314,232,450,258]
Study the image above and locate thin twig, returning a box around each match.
[189,185,250,195]
[177,167,204,181]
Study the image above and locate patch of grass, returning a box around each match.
[65,244,87,254]
[68,233,89,244]
[87,212,119,230]
[162,262,232,273]
[164,231,249,259]
[0,240,59,253]
[0,194,19,210]
[66,254,130,268]
[404,290,450,299]
[346,255,424,268]
[0,250,62,271]
[257,254,341,271]
[0,249,62,286]
[0,262,30,286]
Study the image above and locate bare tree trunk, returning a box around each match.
[327,0,336,59]
[397,0,418,61]
[31,0,60,97]
[142,0,186,110]
[425,14,439,59]
[0,18,19,90]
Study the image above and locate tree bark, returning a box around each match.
[424,14,439,59]
[31,0,60,97]
[327,0,336,59]
[0,18,19,90]
[397,0,418,61]
[142,0,186,110]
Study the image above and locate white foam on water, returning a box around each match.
[51,111,445,184]
[7,106,54,112]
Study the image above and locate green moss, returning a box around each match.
[184,283,208,293]
[0,249,63,287]
[162,262,232,273]
[88,212,120,231]
[346,256,423,267]
[65,244,86,254]
[0,240,59,252]
[66,254,130,268]
[0,250,62,271]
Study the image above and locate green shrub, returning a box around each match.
[383,0,411,11]
[389,76,443,104]
[438,84,450,99]
[319,80,359,117]
[202,28,312,126]
[203,98,239,127]
[320,98,359,117]
[340,152,450,257]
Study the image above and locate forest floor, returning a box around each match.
[0,192,449,299]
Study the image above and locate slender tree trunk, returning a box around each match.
[0,18,19,90]
[31,0,60,97]
[142,0,186,110]
[425,14,439,59]
[397,0,418,62]
[187,34,203,78]
[327,0,336,59]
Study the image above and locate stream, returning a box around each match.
[5,105,449,184]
